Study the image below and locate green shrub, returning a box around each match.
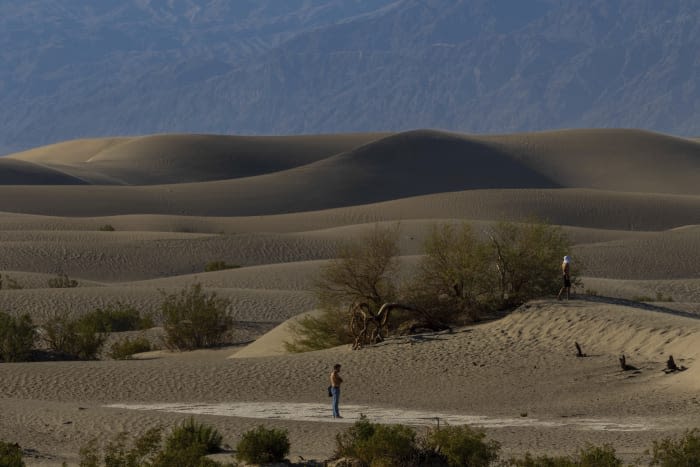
[0,440,24,467]
[80,428,163,467]
[649,428,700,466]
[165,417,222,455]
[510,444,622,467]
[284,309,353,352]
[160,284,233,350]
[79,422,234,467]
[204,261,240,272]
[0,312,35,362]
[335,417,420,466]
[99,224,116,232]
[288,225,400,353]
[48,273,78,288]
[42,312,107,360]
[108,336,152,360]
[236,425,290,465]
[82,304,153,332]
[486,220,571,308]
[405,223,492,325]
[425,425,500,467]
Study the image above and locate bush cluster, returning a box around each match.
[288,220,572,352]
[7,420,700,466]
[335,418,500,466]
[79,417,231,467]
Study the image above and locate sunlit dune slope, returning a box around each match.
[6,133,388,185]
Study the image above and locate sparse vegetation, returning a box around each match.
[79,419,231,467]
[289,220,572,352]
[633,292,674,303]
[48,273,78,288]
[0,311,35,362]
[108,336,152,360]
[510,444,622,466]
[285,224,400,352]
[335,416,420,466]
[82,304,153,333]
[159,284,233,350]
[42,312,108,360]
[405,223,492,326]
[424,425,500,467]
[98,224,115,231]
[204,261,240,272]
[0,440,25,467]
[236,425,290,465]
[649,428,700,466]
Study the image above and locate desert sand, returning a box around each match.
[0,128,698,465]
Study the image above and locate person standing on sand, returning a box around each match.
[330,363,343,418]
[558,255,572,300]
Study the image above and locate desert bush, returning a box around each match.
[82,304,153,333]
[108,336,152,360]
[335,417,420,466]
[42,312,107,360]
[0,440,24,467]
[236,425,290,465]
[405,223,492,325]
[79,421,231,467]
[486,221,571,308]
[165,417,222,455]
[204,261,240,272]
[316,224,401,312]
[0,312,35,362]
[649,428,700,466]
[510,444,622,467]
[424,425,500,467]
[287,225,400,353]
[99,224,116,231]
[80,427,162,467]
[48,273,78,288]
[160,284,233,350]
[284,309,352,352]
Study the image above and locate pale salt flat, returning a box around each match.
[107,402,655,432]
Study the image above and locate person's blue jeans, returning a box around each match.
[331,386,341,417]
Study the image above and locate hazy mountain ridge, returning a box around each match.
[1,0,699,153]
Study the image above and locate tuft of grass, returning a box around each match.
[99,224,115,231]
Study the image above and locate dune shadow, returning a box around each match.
[573,295,700,319]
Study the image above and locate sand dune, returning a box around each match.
[7,133,387,185]
[1,128,699,465]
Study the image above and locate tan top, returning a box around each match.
[330,370,343,388]
[562,261,570,278]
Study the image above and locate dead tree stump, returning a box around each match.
[619,354,638,371]
[575,342,586,357]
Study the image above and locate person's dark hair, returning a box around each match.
[333,363,341,370]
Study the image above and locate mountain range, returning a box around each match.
[2,0,699,154]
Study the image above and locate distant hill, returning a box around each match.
[1,0,699,153]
